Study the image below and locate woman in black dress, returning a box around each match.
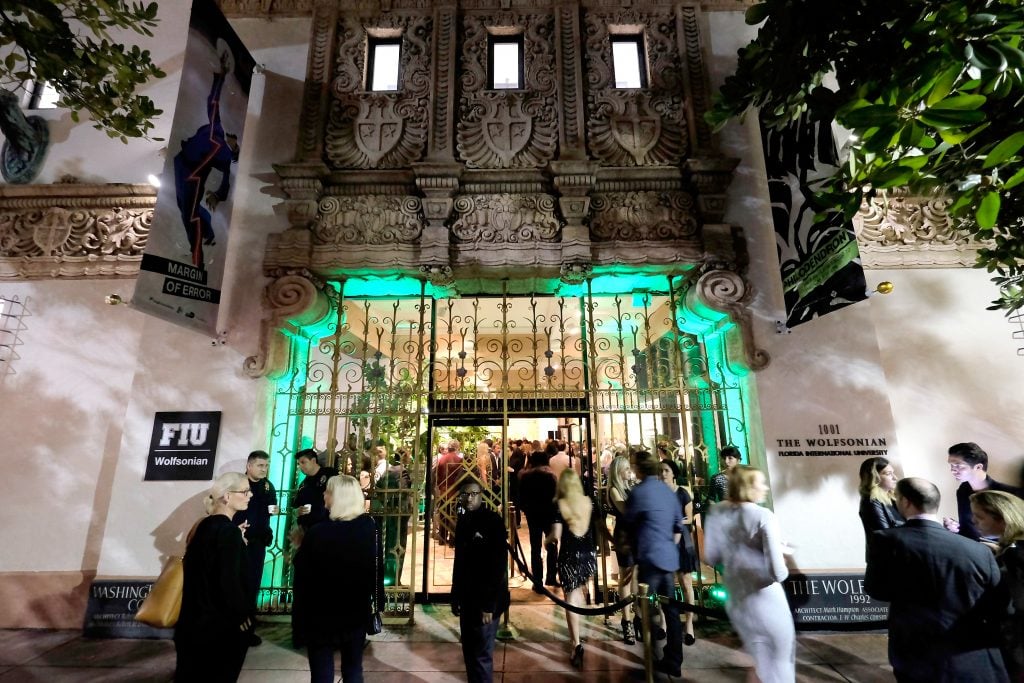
[970,490,1024,682]
[606,455,637,644]
[660,459,698,645]
[174,472,253,682]
[550,469,597,669]
[293,475,384,683]
[858,457,903,559]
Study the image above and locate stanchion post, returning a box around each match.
[638,583,654,683]
[497,503,518,642]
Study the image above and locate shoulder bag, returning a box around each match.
[135,555,184,628]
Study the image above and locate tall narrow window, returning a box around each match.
[368,38,401,91]
[611,36,646,89]
[489,34,523,90]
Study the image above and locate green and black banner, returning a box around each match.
[762,114,867,328]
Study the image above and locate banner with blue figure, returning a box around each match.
[132,0,254,336]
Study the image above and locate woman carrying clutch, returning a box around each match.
[293,475,384,683]
[705,466,795,683]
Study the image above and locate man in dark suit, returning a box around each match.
[865,477,1009,683]
[451,480,509,683]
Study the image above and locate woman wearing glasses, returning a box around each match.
[174,472,254,682]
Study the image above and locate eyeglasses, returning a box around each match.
[459,490,482,499]
[230,489,253,495]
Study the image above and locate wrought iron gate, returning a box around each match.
[258,276,748,623]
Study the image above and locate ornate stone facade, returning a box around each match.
[0,184,154,279]
[853,192,984,268]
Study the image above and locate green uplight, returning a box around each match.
[708,584,729,604]
[343,275,433,298]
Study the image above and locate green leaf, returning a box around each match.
[897,155,929,170]
[926,65,963,106]
[976,191,1001,229]
[929,94,987,110]
[745,3,769,25]
[919,108,987,129]
[983,132,1024,168]
[1003,166,1024,190]
[841,104,899,128]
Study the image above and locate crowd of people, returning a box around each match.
[168,436,1024,683]
[858,443,1024,683]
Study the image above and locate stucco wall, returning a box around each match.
[0,13,310,627]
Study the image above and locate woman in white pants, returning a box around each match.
[704,465,795,683]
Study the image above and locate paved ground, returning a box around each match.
[0,604,894,682]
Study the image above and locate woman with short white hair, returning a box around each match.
[174,472,253,682]
[293,475,384,682]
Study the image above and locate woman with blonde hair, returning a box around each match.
[607,454,638,644]
[550,469,598,668]
[858,457,903,559]
[174,472,253,682]
[293,475,384,682]
[705,465,795,683]
[970,490,1024,681]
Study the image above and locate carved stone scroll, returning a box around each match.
[589,191,699,241]
[0,183,155,279]
[853,193,984,268]
[313,195,423,245]
[244,272,332,379]
[451,193,560,243]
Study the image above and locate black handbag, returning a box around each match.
[367,527,383,635]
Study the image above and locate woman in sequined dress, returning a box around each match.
[550,469,598,669]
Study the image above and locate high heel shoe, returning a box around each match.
[684,632,696,646]
[633,615,644,643]
[570,643,584,668]
[621,618,636,645]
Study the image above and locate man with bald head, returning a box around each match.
[865,477,1008,682]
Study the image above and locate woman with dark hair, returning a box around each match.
[174,472,253,682]
[293,475,384,683]
[858,457,903,558]
[660,458,698,645]
[705,466,794,683]
[970,490,1024,681]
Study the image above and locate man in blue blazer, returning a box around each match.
[865,477,1008,682]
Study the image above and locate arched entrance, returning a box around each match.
[254,273,755,624]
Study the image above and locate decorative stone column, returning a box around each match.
[683,157,739,225]
[550,160,596,264]
[244,270,332,379]
[413,162,462,267]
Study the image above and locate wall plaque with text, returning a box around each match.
[144,411,221,481]
[785,572,889,630]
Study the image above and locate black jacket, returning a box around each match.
[451,506,509,618]
[176,515,251,640]
[866,518,1008,682]
[858,495,903,560]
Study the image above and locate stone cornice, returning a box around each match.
[0,183,155,280]
[853,192,987,269]
[216,0,755,18]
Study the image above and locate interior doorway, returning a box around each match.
[420,415,593,602]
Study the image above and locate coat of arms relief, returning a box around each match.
[325,15,432,169]
[455,13,557,168]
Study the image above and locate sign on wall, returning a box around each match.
[785,572,889,630]
[131,0,255,336]
[145,411,221,481]
[82,579,172,639]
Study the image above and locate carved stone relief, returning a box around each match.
[451,193,560,243]
[583,9,688,166]
[853,193,985,268]
[0,184,154,279]
[313,195,423,244]
[456,13,558,168]
[325,14,432,169]
[589,191,698,242]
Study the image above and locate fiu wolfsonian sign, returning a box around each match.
[144,411,221,481]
